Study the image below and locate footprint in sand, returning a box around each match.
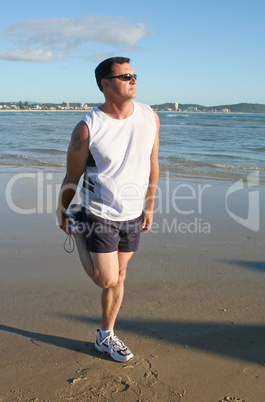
[56,356,183,401]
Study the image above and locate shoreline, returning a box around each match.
[1,166,264,186]
[1,173,265,401]
[1,108,265,115]
[0,108,90,112]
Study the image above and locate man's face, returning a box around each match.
[106,62,137,100]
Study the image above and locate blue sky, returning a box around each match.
[0,0,264,106]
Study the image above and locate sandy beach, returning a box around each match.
[1,172,265,401]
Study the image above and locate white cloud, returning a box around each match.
[0,16,150,62]
[0,48,63,62]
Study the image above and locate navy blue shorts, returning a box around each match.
[82,208,143,253]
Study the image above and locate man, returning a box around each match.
[57,57,159,362]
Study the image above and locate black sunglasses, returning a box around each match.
[106,73,137,81]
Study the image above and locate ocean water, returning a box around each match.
[0,110,264,183]
[158,112,265,183]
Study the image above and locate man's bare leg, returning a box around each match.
[74,230,122,288]
[73,232,133,329]
[72,230,95,279]
[73,232,133,327]
[72,230,134,361]
[100,251,134,330]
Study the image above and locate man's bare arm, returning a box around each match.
[142,111,160,232]
[56,121,89,234]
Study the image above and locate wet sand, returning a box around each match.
[1,172,265,401]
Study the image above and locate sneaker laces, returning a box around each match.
[100,334,127,352]
[112,335,127,350]
[64,234,75,253]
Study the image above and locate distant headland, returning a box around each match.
[151,102,265,114]
[0,101,265,113]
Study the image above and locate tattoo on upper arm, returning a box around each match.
[72,132,82,150]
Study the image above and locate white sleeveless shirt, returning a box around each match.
[80,101,156,221]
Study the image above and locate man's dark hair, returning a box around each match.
[95,57,130,92]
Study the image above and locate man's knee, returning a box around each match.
[118,268,127,283]
[89,251,121,288]
[94,267,127,288]
[94,273,119,289]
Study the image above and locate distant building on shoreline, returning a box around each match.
[0,101,264,114]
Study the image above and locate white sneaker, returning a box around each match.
[95,330,133,362]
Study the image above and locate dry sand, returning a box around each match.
[1,172,265,401]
